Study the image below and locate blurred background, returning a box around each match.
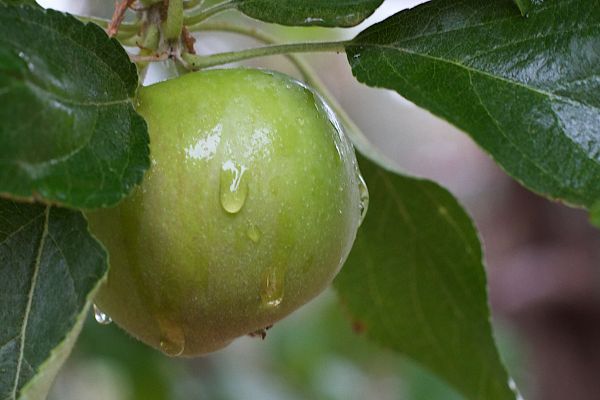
[37,1,600,399]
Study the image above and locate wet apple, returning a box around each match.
[87,68,367,356]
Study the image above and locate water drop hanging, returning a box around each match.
[260,265,285,308]
[158,318,185,357]
[93,304,112,325]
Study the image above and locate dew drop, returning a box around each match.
[93,304,112,325]
[357,173,369,226]
[247,224,261,243]
[220,160,249,214]
[158,319,185,357]
[260,265,285,308]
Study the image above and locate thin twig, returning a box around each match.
[182,40,348,70]
[108,0,136,38]
[129,52,170,62]
[77,16,139,32]
[182,26,197,54]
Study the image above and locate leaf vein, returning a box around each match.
[10,206,50,400]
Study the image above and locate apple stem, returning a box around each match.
[181,40,349,69]
[130,52,170,62]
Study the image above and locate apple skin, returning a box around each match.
[87,68,364,356]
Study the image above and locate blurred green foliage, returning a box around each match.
[49,292,477,400]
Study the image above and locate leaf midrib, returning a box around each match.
[24,80,131,108]
[349,42,600,202]
[0,35,132,108]
[349,40,576,101]
[10,206,49,400]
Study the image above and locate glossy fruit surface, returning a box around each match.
[87,68,366,356]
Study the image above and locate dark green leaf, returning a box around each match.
[513,0,533,15]
[0,0,40,6]
[335,154,516,400]
[347,0,600,208]
[0,200,107,400]
[0,5,149,209]
[235,0,384,27]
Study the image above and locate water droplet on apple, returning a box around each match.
[158,319,185,357]
[357,172,369,226]
[261,265,285,308]
[159,337,185,357]
[93,304,112,325]
[220,160,248,214]
[247,224,261,242]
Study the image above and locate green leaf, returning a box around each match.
[513,0,533,15]
[235,0,384,27]
[0,200,107,400]
[347,0,600,208]
[0,5,149,210]
[0,0,39,6]
[335,154,516,400]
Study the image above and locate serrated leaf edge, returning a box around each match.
[0,4,149,210]
[8,207,49,400]
[6,209,109,400]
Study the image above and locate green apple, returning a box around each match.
[87,68,366,356]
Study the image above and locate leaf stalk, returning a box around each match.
[182,40,348,69]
